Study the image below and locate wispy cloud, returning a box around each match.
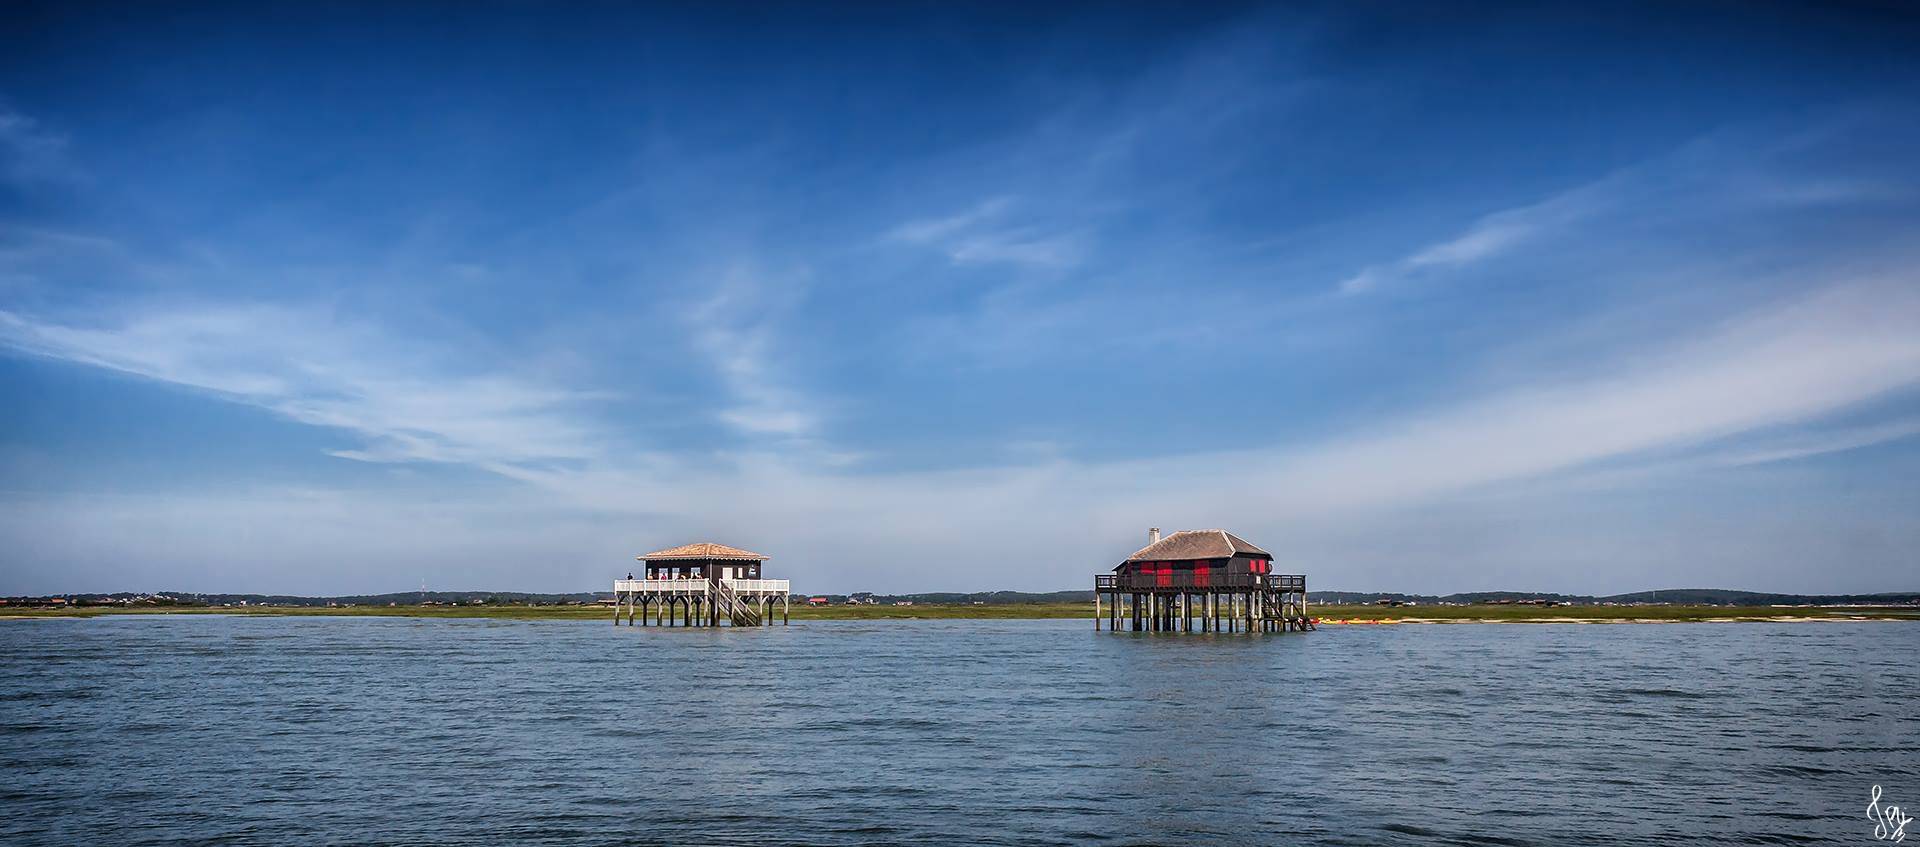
[889,196,1013,243]
[14,274,1911,516]
[4,274,1916,593]
[1335,129,1904,297]
[0,106,78,187]
[1714,416,1920,468]
[480,274,1920,589]
[0,304,609,471]
[1338,173,1618,295]
[685,267,820,441]
[1253,278,1920,509]
[888,197,1084,269]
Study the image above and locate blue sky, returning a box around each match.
[3,2,1919,596]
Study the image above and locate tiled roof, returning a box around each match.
[637,542,769,562]
[1122,529,1270,563]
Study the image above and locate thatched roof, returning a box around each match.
[637,542,768,562]
[1122,530,1269,564]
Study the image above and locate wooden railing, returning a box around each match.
[723,579,789,594]
[614,579,705,593]
[1266,574,1306,592]
[1094,573,1307,591]
[613,578,790,594]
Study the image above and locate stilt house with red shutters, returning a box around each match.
[1095,528,1310,633]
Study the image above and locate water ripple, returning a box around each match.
[0,617,1914,846]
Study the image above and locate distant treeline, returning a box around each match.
[1308,589,1920,606]
[9,588,1918,608]
[5,591,604,608]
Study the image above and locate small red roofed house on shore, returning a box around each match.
[1095,528,1310,633]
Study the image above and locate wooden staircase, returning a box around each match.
[712,579,761,627]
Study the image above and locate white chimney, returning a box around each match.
[1148,527,1161,545]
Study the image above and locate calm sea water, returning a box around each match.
[1,616,1914,846]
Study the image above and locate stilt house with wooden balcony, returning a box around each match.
[612,542,791,627]
[1095,528,1311,633]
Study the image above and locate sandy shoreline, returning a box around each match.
[1320,614,1913,625]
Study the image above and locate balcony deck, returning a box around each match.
[612,577,790,627]
[615,578,790,595]
[1093,571,1311,633]
[1094,573,1303,592]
